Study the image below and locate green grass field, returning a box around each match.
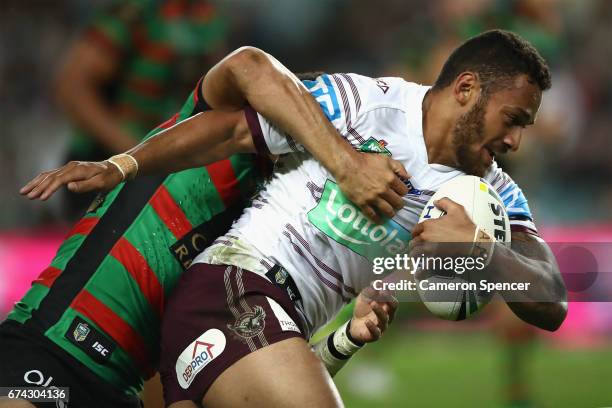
[332,330,612,408]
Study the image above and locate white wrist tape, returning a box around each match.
[107,153,139,181]
[312,320,364,377]
[333,320,364,357]
[471,226,496,266]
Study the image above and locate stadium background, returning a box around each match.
[1,0,611,406]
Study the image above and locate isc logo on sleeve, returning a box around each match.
[176,329,226,389]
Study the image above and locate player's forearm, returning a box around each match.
[125,110,252,175]
[204,47,357,178]
[55,70,135,153]
[487,238,567,331]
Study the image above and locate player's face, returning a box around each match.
[452,75,542,176]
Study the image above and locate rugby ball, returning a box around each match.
[415,175,511,321]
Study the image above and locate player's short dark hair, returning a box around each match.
[433,29,551,94]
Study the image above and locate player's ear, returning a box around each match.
[452,72,479,106]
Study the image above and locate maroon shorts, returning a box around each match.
[159,263,306,405]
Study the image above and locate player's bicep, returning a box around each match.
[201,55,246,110]
[510,231,549,259]
[202,47,271,111]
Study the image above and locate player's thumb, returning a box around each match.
[433,197,457,213]
[67,180,98,193]
[67,181,83,193]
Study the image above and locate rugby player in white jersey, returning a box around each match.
[24,30,567,408]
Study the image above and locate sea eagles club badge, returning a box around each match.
[228,306,266,339]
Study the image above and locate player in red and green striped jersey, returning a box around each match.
[1,79,261,407]
[2,47,407,407]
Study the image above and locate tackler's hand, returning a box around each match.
[335,152,410,223]
[19,160,123,201]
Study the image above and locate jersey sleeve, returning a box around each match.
[244,73,403,155]
[484,162,539,236]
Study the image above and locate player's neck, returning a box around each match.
[422,89,459,167]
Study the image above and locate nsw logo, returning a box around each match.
[73,322,90,342]
[176,329,226,389]
[359,137,391,156]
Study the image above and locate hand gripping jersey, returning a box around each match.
[198,73,538,335]
[4,80,265,395]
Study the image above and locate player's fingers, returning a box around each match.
[20,170,56,195]
[384,297,399,324]
[26,172,60,200]
[373,198,395,219]
[412,222,425,237]
[39,165,101,200]
[360,205,381,224]
[434,197,461,214]
[365,319,382,340]
[22,173,49,198]
[389,159,409,182]
[371,302,389,331]
[380,189,404,211]
[24,161,82,198]
[389,176,409,197]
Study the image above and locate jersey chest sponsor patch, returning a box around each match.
[359,137,392,156]
[176,328,226,389]
[307,180,411,261]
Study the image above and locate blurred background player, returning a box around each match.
[54,0,227,219]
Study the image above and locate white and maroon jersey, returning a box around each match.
[195,73,538,335]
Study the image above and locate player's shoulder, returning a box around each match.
[483,160,515,190]
[329,73,428,114]
[483,161,532,217]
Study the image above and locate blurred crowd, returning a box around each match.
[1,0,611,228]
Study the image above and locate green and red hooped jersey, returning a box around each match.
[7,79,265,395]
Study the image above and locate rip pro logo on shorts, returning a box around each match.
[308,179,412,261]
[176,329,226,389]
